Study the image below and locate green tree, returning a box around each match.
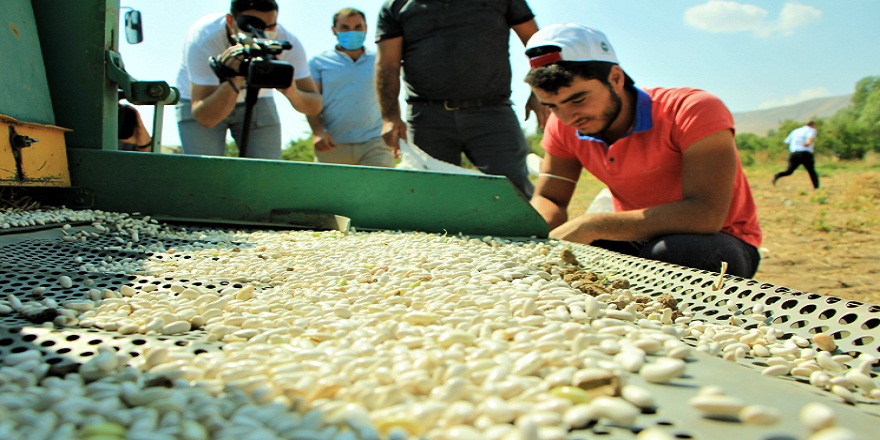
[824,110,870,160]
[225,140,239,157]
[819,76,880,159]
[281,137,315,162]
[526,129,544,157]
[852,76,880,152]
[220,138,314,160]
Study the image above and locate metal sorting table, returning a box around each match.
[0,223,878,439]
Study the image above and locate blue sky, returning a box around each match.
[119,0,880,147]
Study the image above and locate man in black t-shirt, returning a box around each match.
[375,0,547,198]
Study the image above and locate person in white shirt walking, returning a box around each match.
[773,120,820,189]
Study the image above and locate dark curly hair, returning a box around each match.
[525,59,635,94]
[231,0,278,17]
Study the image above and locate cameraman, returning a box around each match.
[175,0,321,159]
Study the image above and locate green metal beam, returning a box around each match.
[67,150,550,238]
[0,0,55,125]
[32,0,118,149]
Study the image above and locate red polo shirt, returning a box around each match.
[542,87,762,248]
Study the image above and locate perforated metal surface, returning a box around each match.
[567,246,880,362]
[1,224,878,439]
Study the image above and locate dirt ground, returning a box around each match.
[569,153,880,307]
[748,160,880,306]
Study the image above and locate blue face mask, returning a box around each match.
[337,31,366,51]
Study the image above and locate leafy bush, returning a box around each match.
[282,138,315,162]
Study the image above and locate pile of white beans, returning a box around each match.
[0,208,877,440]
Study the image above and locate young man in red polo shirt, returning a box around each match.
[524,24,762,277]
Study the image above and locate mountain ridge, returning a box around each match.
[732,94,852,135]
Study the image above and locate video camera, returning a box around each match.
[210,15,294,89]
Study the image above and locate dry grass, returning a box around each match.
[565,151,880,305]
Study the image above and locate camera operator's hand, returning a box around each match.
[193,45,248,129]
[209,45,247,90]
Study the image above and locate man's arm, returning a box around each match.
[530,152,581,229]
[375,36,406,149]
[511,19,550,130]
[549,129,737,244]
[280,76,322,116]
[304,82,335,152]
[805,128,817,147]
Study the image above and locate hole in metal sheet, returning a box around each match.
[818,309,837,320]
[773,315,790,324]
[839,313,858,325]
[799,304,817,314]
[781,299,798,310]
[863,317,880,330]
[845,300,864,308]
[830,330,851,340]
[808,326,829,334]
[40,340,56,347]
[674,433,695,439]
[853,336,874,346]
[765,296,781,305]
[790,320,807,329]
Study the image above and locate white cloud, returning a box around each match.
[684,0,768,33]
[774,2,823,36]
[684,1,821,37]
[757,87,832,109]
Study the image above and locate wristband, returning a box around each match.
[539,172,578,184]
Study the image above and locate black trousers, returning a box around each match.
[593,232,761,278]
[774,151,820,188]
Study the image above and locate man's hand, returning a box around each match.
[312,131,336,152]
[525,92,549,130]
[549,215,603,244]
[209,45,246,83]
[381,118,406,157]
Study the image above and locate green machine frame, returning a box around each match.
[8,0,548,238]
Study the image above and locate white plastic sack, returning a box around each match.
[586,187,614,214]
[395,140,483,175]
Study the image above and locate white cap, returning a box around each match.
[526,23,619,69]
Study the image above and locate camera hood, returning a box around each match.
[236,15,268,37]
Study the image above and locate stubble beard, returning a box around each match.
[578,86,623,139]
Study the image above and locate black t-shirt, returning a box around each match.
[376,0,535,101]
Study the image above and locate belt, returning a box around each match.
[409,97,512,111]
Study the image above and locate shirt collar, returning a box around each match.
[575,88,654,143]
[335,47,370,60]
